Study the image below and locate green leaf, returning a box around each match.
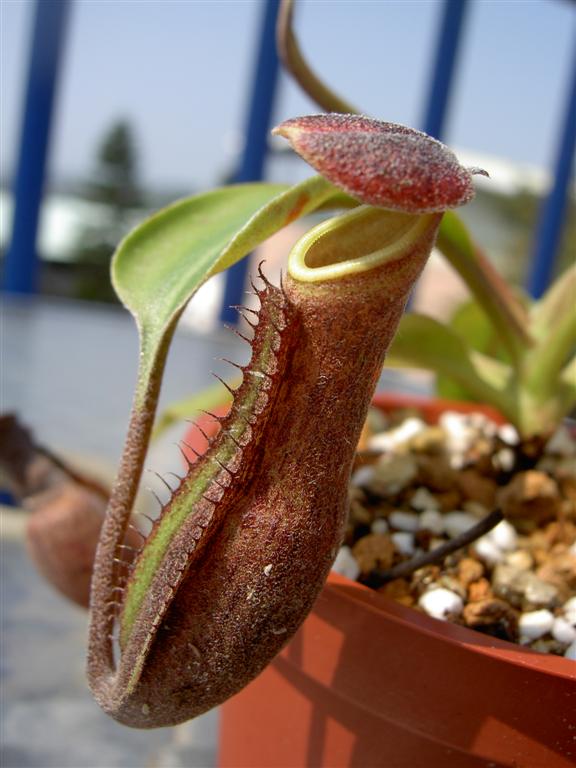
[436,212,532,362]
[560,356,576,405]
[531,262,576,341]
[112,175,343,403]
[449,299,512,360]
[113,177,346,341]
[114,183,271,336]
[387,313,512,415]
[525,310,576,401]
[436,298,511,400]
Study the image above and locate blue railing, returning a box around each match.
[3,0,575,307]
[3,0,71,294]
[220,0,282,324]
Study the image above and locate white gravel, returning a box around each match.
[564,641,576,660]
[418,588,464,620]
[410,487,441,511]
[494,447,515,472]
[389,510,420,532]
[351,465,375,486]
[545,425,576,456]
[418,509,444,535]
[391,532,416,556]
[442,511,477,538]
[473,535,505,566]
[331,546,360,581]
[552,617,576,645]
[371,518,389,535]
[519,609,555,641]
[562,596,576,625]
[497,424,520,445]
[367,417,426,452]
[487,520,518,551]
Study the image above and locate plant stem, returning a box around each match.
[277,0,359,114]
[87,327,173,678]
[436,213,532,365]
[368,507,504,586]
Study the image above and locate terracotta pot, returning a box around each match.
[186,394,576,768]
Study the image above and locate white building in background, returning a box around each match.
[0,151,565,331]
[0,189,140,263]
[0,187,224,332]
[0,149,552,262]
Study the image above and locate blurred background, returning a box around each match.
[1,2,575,766]
[1,0,575,314]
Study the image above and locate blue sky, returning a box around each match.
[1,0,575,192]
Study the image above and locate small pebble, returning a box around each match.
[438,412,475,455]
[498,423,520,446]
[463,597,517,642]
[410,487,441,511]
[523,576,559,610]
[467,578,492,603]
[448,452,467,470]
[353,534,395,574]
[564,596,576,612]
[438,574,466,599]
[419,588,463,620]
[332,546,360,581]
[391,531,416,556]
[367,417,426,452]
[351,465,375,486]
[469,412,498,436]
[545,425,576,457]
[487,520,518,552]
[562,596,576,625]
[564,641,576,660]
[349,499,372,526]
[457,557,484,587]
[371,518,389,535]
[498,470,561,523]
[552,616,576,645]
[457,471,497,508]
[504,549,533,571]
[463,500,490,519]
[473,535,505,566]
[442,511,477,539]
[530,637,566,655]
[519,609,554,640]
[409,425,445,452]
[370,454,418,494]
[418,509,444,535]
[438,411,468,435]
[493,564,559,610]
[389,510,420,532]
[494,448,515,472]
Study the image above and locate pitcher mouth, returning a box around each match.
[288,205,437,283]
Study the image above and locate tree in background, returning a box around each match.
[87,120,142,211]
[73,120,145,302]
